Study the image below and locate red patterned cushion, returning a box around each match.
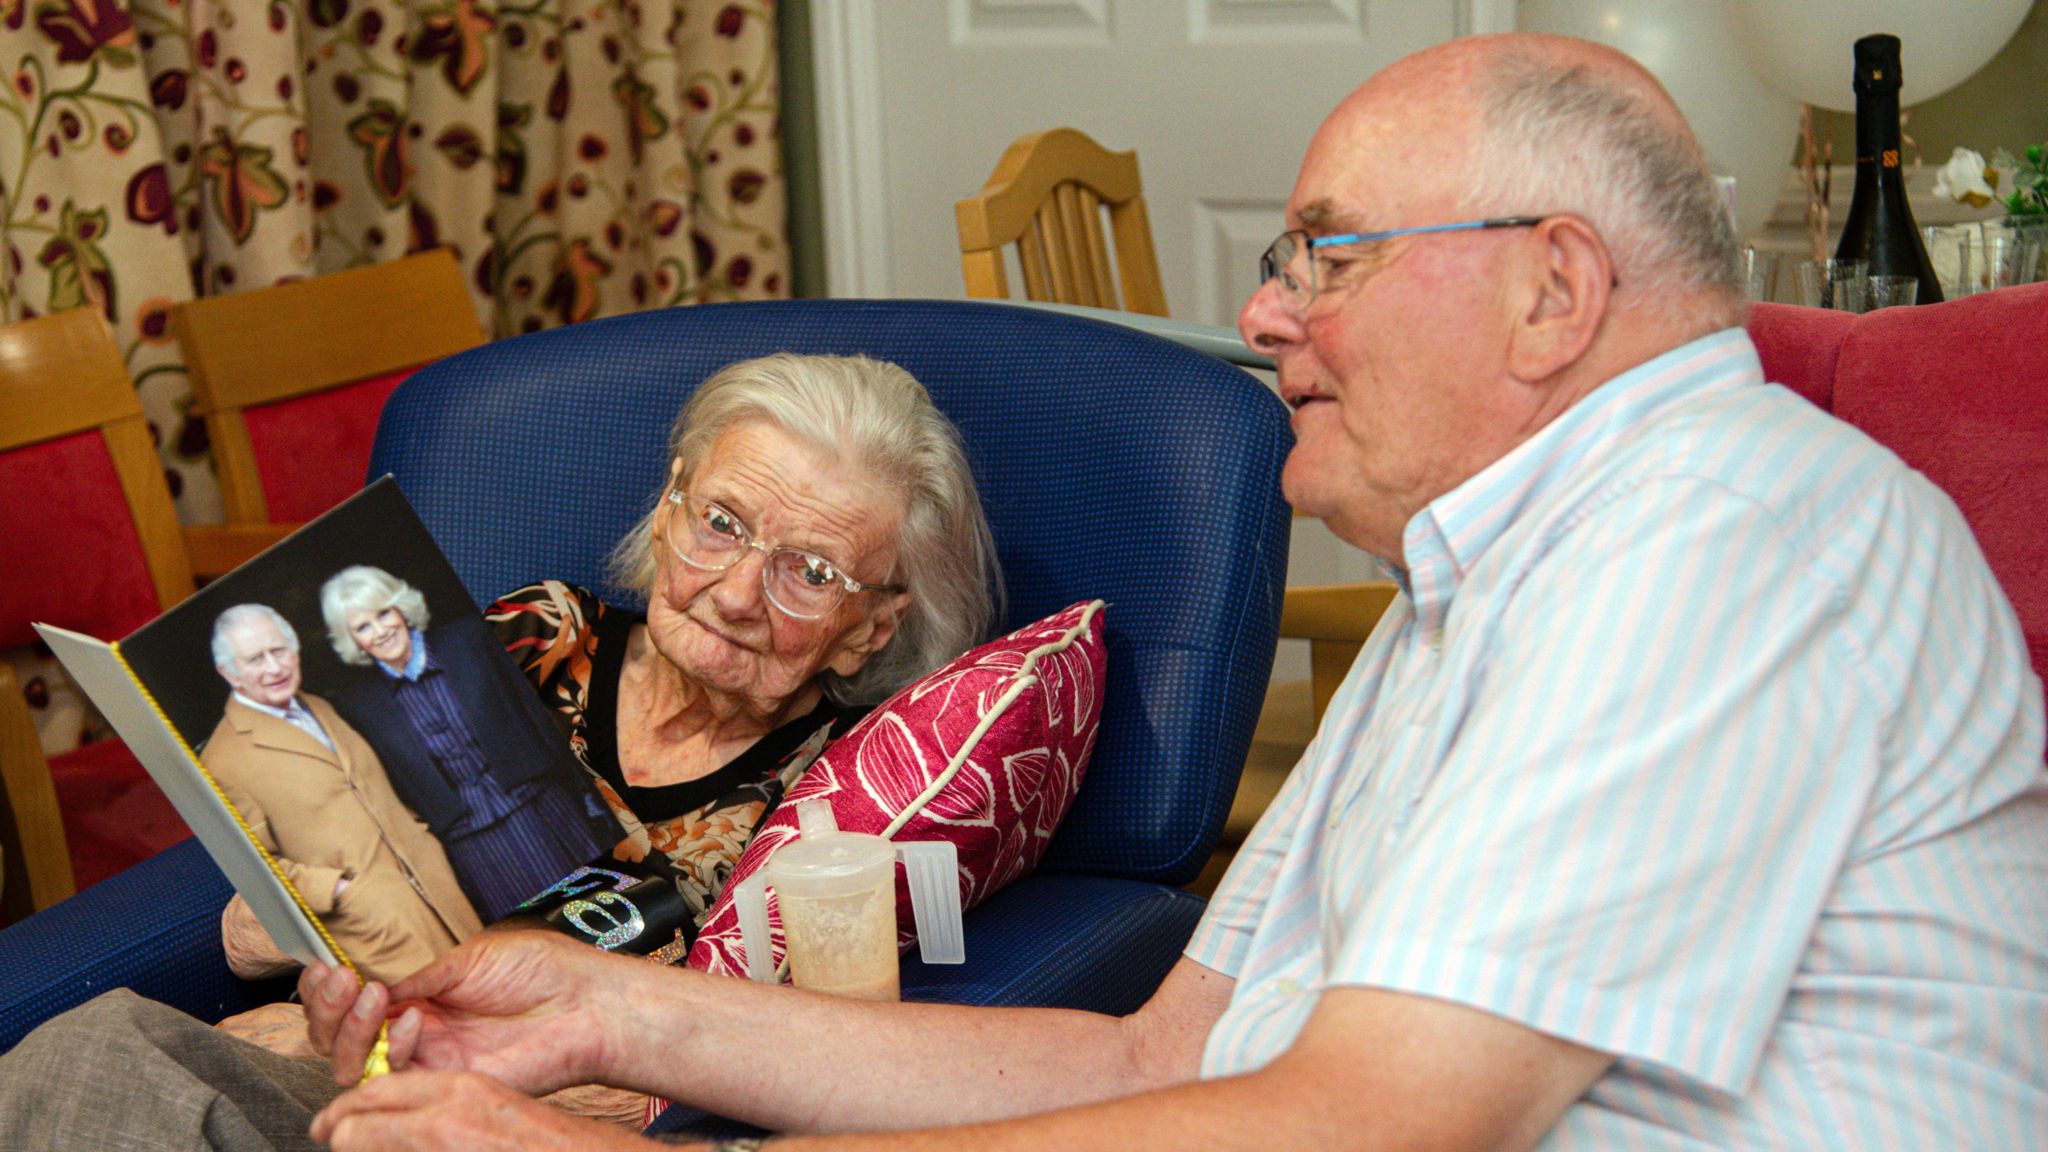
[0,429,163,649]
[243,368,411,521]
[687,600,1107,978]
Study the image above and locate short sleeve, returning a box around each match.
[1328,476,1882,1094]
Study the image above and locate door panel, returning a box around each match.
[816,0,1508,323]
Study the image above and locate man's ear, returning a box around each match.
[1505,214,1611,382]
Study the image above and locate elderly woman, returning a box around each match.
[213,354,1000,1118]
[482,351,998,923]
[318,565,621,923]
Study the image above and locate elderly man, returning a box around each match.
[1,32,2041,1152]
[203,604,481,982]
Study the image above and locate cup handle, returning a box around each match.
[732,873,776,982]
[898,841,964,965]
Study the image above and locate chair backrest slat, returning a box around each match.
[957,128,1167,318]
[1017,217,1053,301]
[1076,187,1118,311]
[1035,200,1077,303]
[1054,184,1099,307]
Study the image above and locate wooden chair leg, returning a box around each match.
[0,662,76,920]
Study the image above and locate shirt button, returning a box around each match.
[1424,627,1444,650]
[1274,979,1302,996]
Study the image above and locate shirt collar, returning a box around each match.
[233,691,309,722]
[376,628,434,681]
[1395,328,1763,633]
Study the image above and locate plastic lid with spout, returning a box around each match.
[762,800,896,899]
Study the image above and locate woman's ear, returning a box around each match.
[826,590,910,678]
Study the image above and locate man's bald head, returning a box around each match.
[1322,34,1743,334]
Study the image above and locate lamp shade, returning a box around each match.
[1728,0,2030,111]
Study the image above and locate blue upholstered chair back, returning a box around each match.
[368,300,1290,885]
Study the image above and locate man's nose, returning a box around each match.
[1239,277,1307,355]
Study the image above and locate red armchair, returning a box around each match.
[0,310,193,921]
[1748,284,2048,700]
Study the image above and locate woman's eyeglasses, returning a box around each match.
[663,490,905,620]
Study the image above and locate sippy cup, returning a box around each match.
[733,800,963,999]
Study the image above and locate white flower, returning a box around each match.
[1932,147,1999,208]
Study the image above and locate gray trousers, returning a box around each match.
[0,990,344,1151]
[0,991,733,1148]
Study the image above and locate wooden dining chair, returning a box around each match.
[0,308,197,920]
[955,127,1169,317]
[173,248,486,574]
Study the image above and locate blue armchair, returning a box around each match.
[0,300,1290,1069]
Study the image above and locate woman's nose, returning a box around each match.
[709,546,772,618]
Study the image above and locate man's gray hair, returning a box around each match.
[320,566,432,666]
[211,604,300,675]
[1463,51,1744,333]
[610,353,1003,706]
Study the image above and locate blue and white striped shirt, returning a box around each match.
[1188,329,2048,1148]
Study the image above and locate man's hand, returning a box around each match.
[310,1068,658,1152]
[300,930,630,1094]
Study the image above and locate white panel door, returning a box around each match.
[814,0,1511,325]
[810,0,1512,672]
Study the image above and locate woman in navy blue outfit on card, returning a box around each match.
[318,565,620,922]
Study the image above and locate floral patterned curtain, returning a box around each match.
[2,0,786,522]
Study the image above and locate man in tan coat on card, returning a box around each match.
[201,603,480,983]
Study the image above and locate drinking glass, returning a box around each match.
[1795,258,1867,311]
[1863,275,1919,310]
[2006,221,2048,283]
[1921,224,1974,298]
[1739,246,1779,303]
[1981,232,2037,291]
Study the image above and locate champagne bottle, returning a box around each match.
[1833,34,1942,304]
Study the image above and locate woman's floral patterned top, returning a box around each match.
[486,580,861,933]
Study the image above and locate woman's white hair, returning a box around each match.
[320,566,431,666]
[1462,51,1745,335]
[610,353,1003,706]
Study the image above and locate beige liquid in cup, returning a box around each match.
[780,884,901,1001]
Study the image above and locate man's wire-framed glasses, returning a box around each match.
[663,490,906,620]
[1259,217,1547,311]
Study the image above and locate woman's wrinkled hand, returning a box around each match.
[221,893,302,981]
[299,929,625,1094]
[215,1000,319,1059]
[541,1083,654,1128]
[311,1068,658,1152]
